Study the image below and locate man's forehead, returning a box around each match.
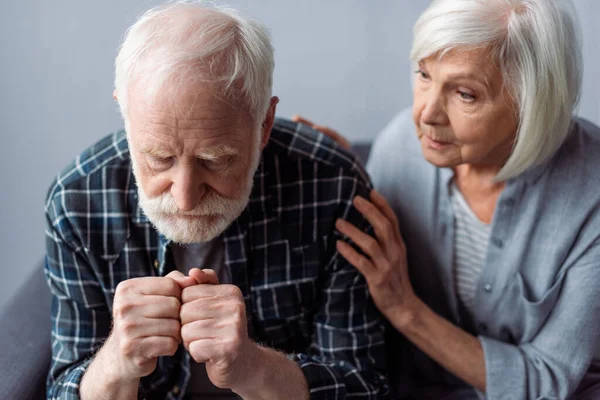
[129,86,252,136]
[132,120,248,149]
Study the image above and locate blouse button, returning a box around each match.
[484,284,493,293]
[491,237,504,248]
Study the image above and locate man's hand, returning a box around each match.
[104,271,197,381]
[180,270,257,391]
[80,271,196,399]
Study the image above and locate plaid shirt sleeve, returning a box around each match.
[287,159,390,399]
[44,176,113,399]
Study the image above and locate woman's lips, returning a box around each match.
[423,134,453,150]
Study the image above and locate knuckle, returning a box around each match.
[180,323,193,342]
[113,301,133,320]
[382,220,394,236]
[223,284,242,299]
[375,268,392,285]
[166,338,179,356]
[179,305,190,323]
[115,279,132,295]
[164,278,180,295]
[120,339,137,357]
[231,302,246,322]
[132,355,148,369]
[359,257,371,271]
[381,261,393,273]
[120,320,137,336]
[168,319,181,334]
[168,297,181,315]
[369,275,385,288]
[366,238,379,254]
[165,270,183,279]
[181,287,195,304]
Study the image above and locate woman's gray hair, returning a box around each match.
[114,1,274,125]
[411,0,583,180]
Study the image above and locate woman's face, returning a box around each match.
[412,48,519,168]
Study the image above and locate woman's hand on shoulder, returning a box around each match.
[335,190,418,325]
[292,115,351,150]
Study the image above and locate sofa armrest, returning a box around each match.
[0,261,51,400]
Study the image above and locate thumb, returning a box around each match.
[291,114,315,127]
[165,270,198,290]
[189,268,219,285]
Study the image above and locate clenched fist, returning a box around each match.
[180,268,256,390]
[104,270,197,380]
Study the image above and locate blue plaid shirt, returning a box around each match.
[45,118,390,399]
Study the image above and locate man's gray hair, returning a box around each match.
[411,0,583,180]
[114,1,274,125]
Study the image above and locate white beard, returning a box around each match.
[131,140,261,244]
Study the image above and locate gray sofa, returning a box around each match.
[0,143,372,400]
[0,264,51,400]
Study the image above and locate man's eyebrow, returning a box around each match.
[196,145,240,160]
[139,147,172,158]
[138,144,240,159]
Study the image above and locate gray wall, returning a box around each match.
[0,1,598,307]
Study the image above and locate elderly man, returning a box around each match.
[44,2,388,399]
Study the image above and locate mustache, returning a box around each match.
[139,189,236,216]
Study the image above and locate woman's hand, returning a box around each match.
[335,190,417,323]
[292,115,351,150]
[337,190,488,392]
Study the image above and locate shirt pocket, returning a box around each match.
[502,271,566,343]
[251,279,318,353]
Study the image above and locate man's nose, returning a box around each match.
[171,166,206,212]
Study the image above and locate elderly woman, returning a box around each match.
[296,0,600,398]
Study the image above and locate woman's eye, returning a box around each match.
[415,69,430,80]
[458,90,476,102]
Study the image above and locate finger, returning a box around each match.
[335,218,387,266]
[370,190,399,230]
[137,295,181,319]
[166,270,198,290]
[181,319,221,349]
[339,136,351,150]
[188,338,224,364]
[139,336,180,359]
[118,277,181,299]
[313,124,351,150]
[291,114,315,126]
[353,196,397,253]
[132,318,182,342]
[336,240,376,276]
[189,268,219,285]
[180,299,221,325]
[182,284,241,305]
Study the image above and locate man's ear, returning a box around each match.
[259,96,279,150]
[113,89,118,101]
